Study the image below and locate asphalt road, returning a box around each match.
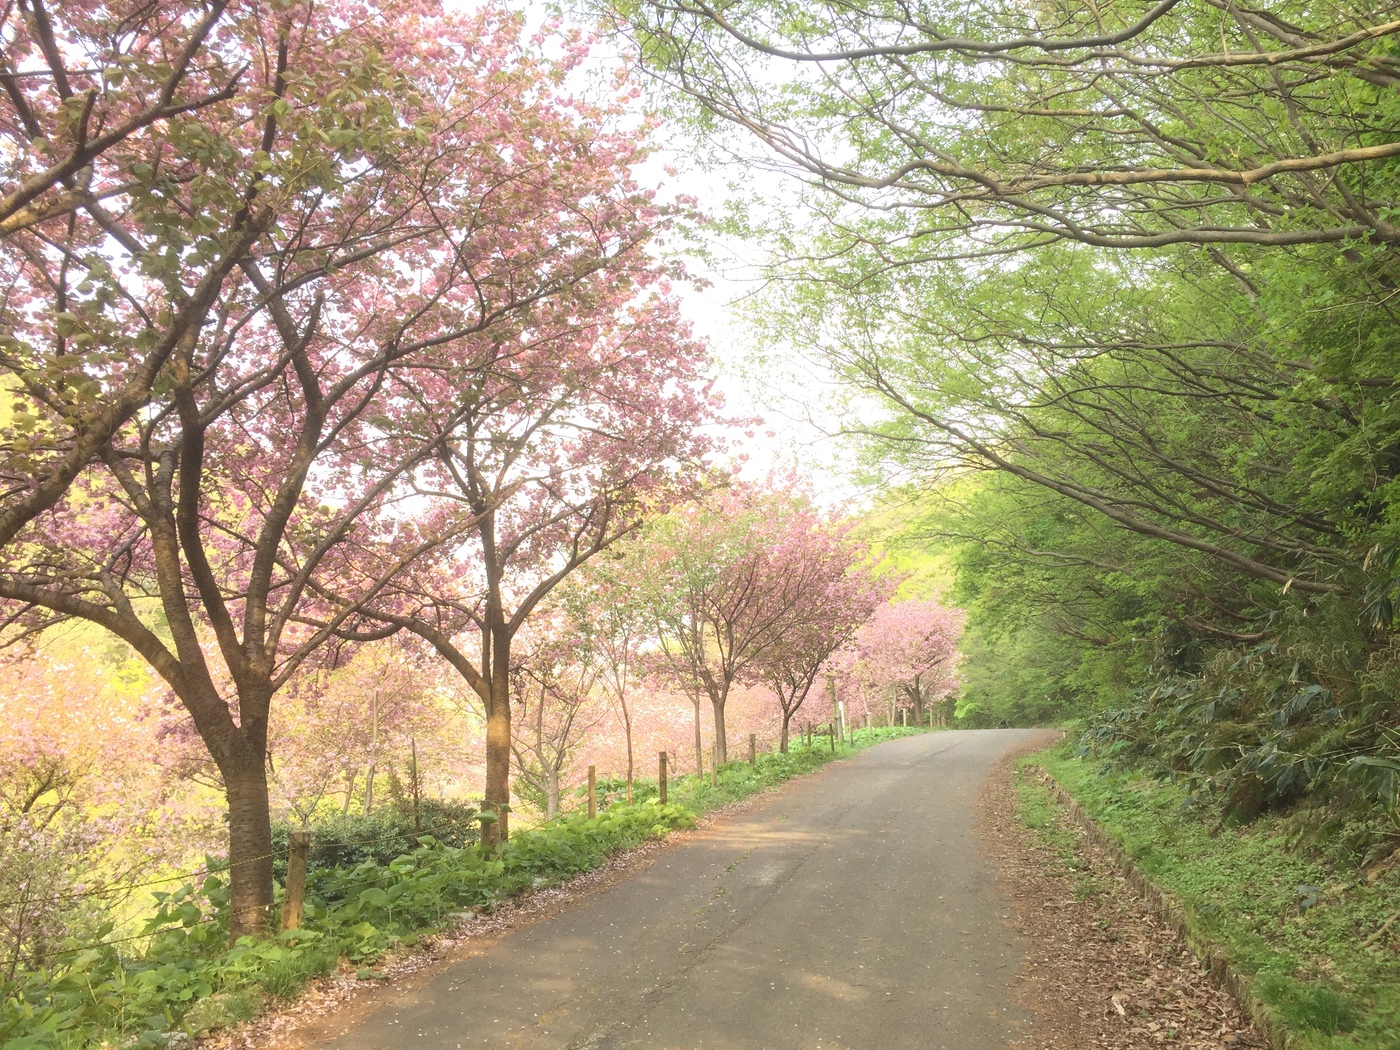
[320,728,1047,1050]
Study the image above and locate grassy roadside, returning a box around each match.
[1016,743,1400,1049]
[5,726,924,1049]
[648,725,926,815]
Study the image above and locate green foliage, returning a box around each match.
[1036,747,1400,1049]
[1075,626,1400,859]
[270,799,480,879]
[1014,767,1107,906]
[853,500,955,600]
[695,0,1400,839]
[581,776,657,807]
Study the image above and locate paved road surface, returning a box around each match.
[320,729,1046,1050]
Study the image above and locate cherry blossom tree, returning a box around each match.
[0,2,707,935]
[0,633,183,974]
[560,563,649,798]
[270,641,466,824]
[851,600,965,726]
[634,483,870,765]
[1,0,476,939]
[349,272,720,844]
[747,524,891,752]
[0,0,251,548]
[508,613,610,821]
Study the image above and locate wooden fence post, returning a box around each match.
[281,830,311,932]
[659,751,668,804]
[409,737,422,833]
[749,733,756,767]
[588,765,597,819]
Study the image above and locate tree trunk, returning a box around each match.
[625,729,634,803]
[826,676,841,743]
[828,678,842,744]
[223,755,275,942]
[482,669,512,845]
[710,693,728,766]
[692,696,703,775]
[409,738,421,833]
[779,711,791,754]
[342,769,357,815]
[545,771,560,821]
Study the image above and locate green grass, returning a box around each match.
[1024,744,1400,1049]
[659,726,928,814]
[1014,765,1109,905]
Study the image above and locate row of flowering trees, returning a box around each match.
[0,0,720,939]
[0,484,963,966]
[494,482,965,812]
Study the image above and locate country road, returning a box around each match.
[317,729,1050,1050]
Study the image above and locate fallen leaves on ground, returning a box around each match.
[979,750,1270,1050]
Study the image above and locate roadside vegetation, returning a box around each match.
[1021,744,1400,1049]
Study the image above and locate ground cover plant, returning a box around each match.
[1026,744,1400,1049]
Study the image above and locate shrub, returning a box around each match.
[270,799,480,879]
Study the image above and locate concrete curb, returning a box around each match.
[1032,768,1290,1050]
